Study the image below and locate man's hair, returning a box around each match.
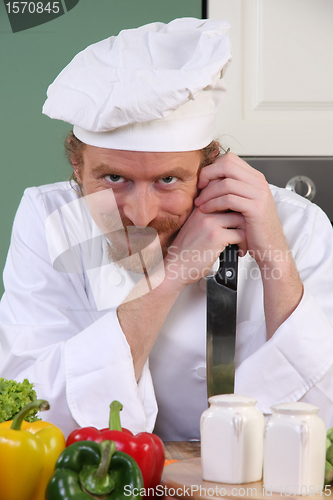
[65,131,221,188]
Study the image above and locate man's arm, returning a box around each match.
[117,274,182,382]
[118,207,246,381]
[259,249,303,339]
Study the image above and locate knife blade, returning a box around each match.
[206,244,239,397]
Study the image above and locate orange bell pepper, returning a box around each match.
[0,399,66,500]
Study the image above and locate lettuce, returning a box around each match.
[326,427,333,484]
[0,378,41,423]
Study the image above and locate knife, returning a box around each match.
[206,244,239,397]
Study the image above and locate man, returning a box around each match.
[0,18,333,440]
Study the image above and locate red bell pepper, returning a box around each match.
[66,401,165,490]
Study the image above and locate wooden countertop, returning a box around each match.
[162,442,332,500]
[164,441,201,461]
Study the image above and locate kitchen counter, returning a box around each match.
[164,441,201,460]
[162,442,332,500]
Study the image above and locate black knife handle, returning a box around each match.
[215,244,238,290]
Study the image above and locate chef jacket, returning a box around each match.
[0,181,333,439]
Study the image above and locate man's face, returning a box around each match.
[79,145,201,270]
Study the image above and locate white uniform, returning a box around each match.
[0,181,333,439]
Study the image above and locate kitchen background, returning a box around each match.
[207,0,333,229]
[0,0,332,296]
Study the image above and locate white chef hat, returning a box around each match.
[42,17,232,152]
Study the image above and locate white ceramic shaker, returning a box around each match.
[200,394,265,484]
[263,402,326,495]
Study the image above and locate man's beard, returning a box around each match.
[105,215,181,273]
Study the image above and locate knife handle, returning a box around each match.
[216,244,238,290]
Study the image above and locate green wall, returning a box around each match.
[0,0,203,296]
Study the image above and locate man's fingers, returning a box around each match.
[198,212,246,248]
[216,210,245,230]
[197,194,253,216]
[197,153,266,190]
[195,177,259,207]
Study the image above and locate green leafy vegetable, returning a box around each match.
[0,378,40,423]
[326,460,333,486]
[325,427,333,485]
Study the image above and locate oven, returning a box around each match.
[241,157,333,225]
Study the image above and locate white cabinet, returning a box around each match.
[208,0,333,155]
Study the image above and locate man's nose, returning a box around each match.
[123,186,159,227]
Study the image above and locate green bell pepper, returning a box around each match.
[46,440,144,499]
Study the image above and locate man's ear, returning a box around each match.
[68,137,82,182]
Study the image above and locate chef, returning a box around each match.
[0,18,333,440]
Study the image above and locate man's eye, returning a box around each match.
[105,174,125,183]
[160,176,177,184]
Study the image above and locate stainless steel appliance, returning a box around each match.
[241,157,333,223]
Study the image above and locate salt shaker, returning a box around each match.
[263,402,326,495]
[200,394,265,484]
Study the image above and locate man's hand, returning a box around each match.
[194,153,288,265]
[163,206,245,289]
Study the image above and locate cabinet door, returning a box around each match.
[208,0,333,156]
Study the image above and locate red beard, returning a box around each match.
[106,215,181,272]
